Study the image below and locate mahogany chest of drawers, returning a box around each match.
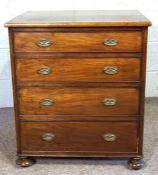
[5,10,151,169]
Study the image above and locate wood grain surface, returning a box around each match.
[5,10,151,27]
[14,31,142,52]
[20,121,138,153]
[16,58,141,82]
[18,87,139,115]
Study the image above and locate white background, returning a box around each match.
[0,0,158,107]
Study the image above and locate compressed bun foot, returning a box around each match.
[16,156,36,167]
[128,157,144,170]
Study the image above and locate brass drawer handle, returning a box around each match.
[103,98,117,106]
[37,38,53,47]
[103,133,117,142]
[103,66,118,75]
[37,66,52,75]
[41,133,55,142]
[40,98,55,106]
[103,38,118,46]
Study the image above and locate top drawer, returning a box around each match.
[14,31,142,52]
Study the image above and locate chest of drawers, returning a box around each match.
[5,10,151,169]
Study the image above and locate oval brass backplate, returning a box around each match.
[103,133,117,141]
[40,98,55,106]
[102,98,117,106]
[103,66,118,75]
[36,38,53,47]
[41,133,55,142]
[37,66,52,75]
[103,38,118,46]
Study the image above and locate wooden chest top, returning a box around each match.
[5,10,151,27]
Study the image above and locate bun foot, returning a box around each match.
[128,157,144,170]
[16,157,36,167]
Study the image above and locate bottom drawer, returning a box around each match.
[20,121,138,154]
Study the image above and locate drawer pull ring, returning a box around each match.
[103,38,118,46]
[103,98,117,106]
[37,38,53,47]
[40,98,55,106]
[41,133,55,142]
[37,66,52,75]
[103,66,118,75]
[103,133,117,142]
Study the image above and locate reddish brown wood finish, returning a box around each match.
[14,31,142,52]
[20,121,138,153]
[18,87,139,115]
[16,58,141,82]
[18,115,139,121]
[5,10,151,168]
[8,29,21,154]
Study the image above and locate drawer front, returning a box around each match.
[18,87,139,115]
[16,58,140,82]
[14,31,142,52]
[20,121,138,153]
